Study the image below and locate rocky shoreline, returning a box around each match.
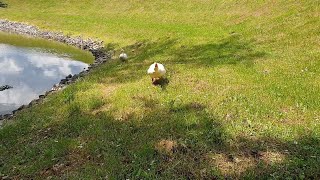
[0,19,112,123]
[0,85,13,92]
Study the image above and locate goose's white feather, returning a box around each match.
[119,53,128,61]
[147,62,166,79]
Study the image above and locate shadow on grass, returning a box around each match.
[123,33,266,66]
[1,95,319,179]
[152,77,170,91]
[237,136,320,179]
[173,34,266,67]
[99,33,266,86]
[0,1,7,8]
[58,99,229,179]
[123,39,177,62]
[60,102,320,179]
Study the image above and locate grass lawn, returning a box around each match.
[0,0,320,179]
[0,31,94,63]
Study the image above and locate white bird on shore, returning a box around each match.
[119,49,128,61]
[147,62,166,82]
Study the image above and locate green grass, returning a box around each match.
[0,0,320,179]
[0,32,94,63]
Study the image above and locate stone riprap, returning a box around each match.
[0,19,112,122]
[0,19,103,50]
[0,85,13,91]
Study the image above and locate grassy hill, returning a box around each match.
[0,0,319,179]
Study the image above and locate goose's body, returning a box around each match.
[119,52,128,61]
[147,62,166,82]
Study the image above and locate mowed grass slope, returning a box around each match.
[0,32,94,63]
[0,0,320,179]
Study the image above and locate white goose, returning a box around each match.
[147,62,166,82]
[119,49,128,61]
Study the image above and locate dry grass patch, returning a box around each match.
[132,95,159,109]
[102,84,121,97]
[155,139,178,157]
[113,108,136,121]
[260,151,285,165]
[91,104,112,115]
[277,106,310,126]
[208,153,256,177]
[189,78,209,93]
[207,149,286,177]
[87,84,120,115]
[39,149,90,178]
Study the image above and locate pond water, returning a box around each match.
[0,43,89,115]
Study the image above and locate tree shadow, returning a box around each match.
[100,34,266,86]
[122,39,177,62]
[236,136,320,179]
[0,1,7,8]
[173,34,266,67]
[1,93,320,179]
[62,99,228,179]
[51,92,318,179]
[60,99,320,179]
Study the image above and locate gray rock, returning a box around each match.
[17,105,25,111]
[60,79,68,84]
[0,85,13,91]
[66,74,72,79]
